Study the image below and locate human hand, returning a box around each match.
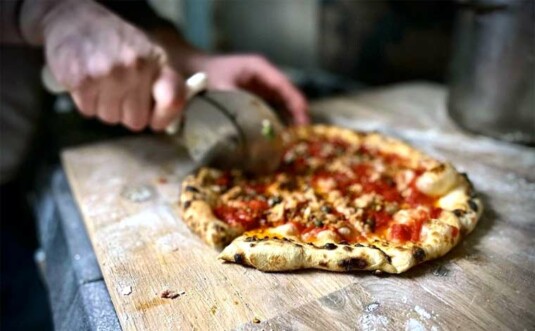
[183,54,309,125]
[41,0,185,131]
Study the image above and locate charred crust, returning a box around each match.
[370,246,392,263]
[354,243,364,247]
[431,164,446,173]
[244,236,257,242]
[412,247,426,263]
[307,243,314,246]
[468,199,479,213]
[183,200,192,209]
[249,243,256,247]
[460,172,475,193]
[319,261,329,268]
[323,243,338,250]
[294,243,303,248]
[453,209,465,217]
[185,185,200,193]
[338,258,368,271]
[343,246,353,252]
[234,253,244,264]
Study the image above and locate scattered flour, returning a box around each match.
[405,319,425,331]
[414,305,432,319]
[359,314,390,331]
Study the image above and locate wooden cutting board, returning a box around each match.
[61,83,535,330]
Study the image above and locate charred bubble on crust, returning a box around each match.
[453,209,465,217]
[323,243,338,250]
[338,258,368,271]
[234,253,244,264]
[412,247,426,263]
[468,199,479,213]
[343,246,353,252]
[185,185,200,193]
[183,200,192,209]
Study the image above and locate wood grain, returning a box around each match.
[62,83,535,330]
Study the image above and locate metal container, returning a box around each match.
[448,0,534,145]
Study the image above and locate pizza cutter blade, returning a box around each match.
[173,83,286,175]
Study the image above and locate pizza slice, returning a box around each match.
[179,125,482,273]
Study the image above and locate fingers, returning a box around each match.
[71,82,98,118]
[150,65,186,131]
[243,56,310,125]
[94,72,125,125]
[121,65,154,131]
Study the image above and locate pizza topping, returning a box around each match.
[212,132,444,245]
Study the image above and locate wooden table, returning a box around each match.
[61,83,535,330]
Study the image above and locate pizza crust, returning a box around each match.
[179,169,242,249]
[179,125,483,273]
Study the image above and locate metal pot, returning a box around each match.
[448,0,534,145]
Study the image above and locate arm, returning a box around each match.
[151,26,309,125]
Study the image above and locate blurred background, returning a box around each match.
[165,0,455,90]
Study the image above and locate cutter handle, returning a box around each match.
[165,72,208,135]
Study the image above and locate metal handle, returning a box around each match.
[41,66,208,134]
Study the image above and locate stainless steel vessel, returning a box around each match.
[448,0,534,145]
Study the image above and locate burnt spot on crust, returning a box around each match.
[431,164,446,173]
[294,243,303,248]
[319,261,329,268]
[244,236,257,242]
[343,246,353,252]
[183,200,192,209]
[323,243,338,250]
[185,185,200,193]
[354,243,364,247]
[249,243,256,248]
[338,258,368,271]
[370,246,392,264]
[468,199,479,213]
[453,209,465,217]
[307,243,315,247]
[460,172,475,195]
[234,253,244,264]
[412,247,426,263]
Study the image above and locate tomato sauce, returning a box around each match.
[214,199,269,230]
[215,137,444,245]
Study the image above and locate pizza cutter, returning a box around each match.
[42,68,286,174]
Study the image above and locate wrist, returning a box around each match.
[150,26,211,76]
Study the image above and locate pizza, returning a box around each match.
[179,125,482,273]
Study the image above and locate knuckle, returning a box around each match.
[98,112,119,125]
[125,120,146,132]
